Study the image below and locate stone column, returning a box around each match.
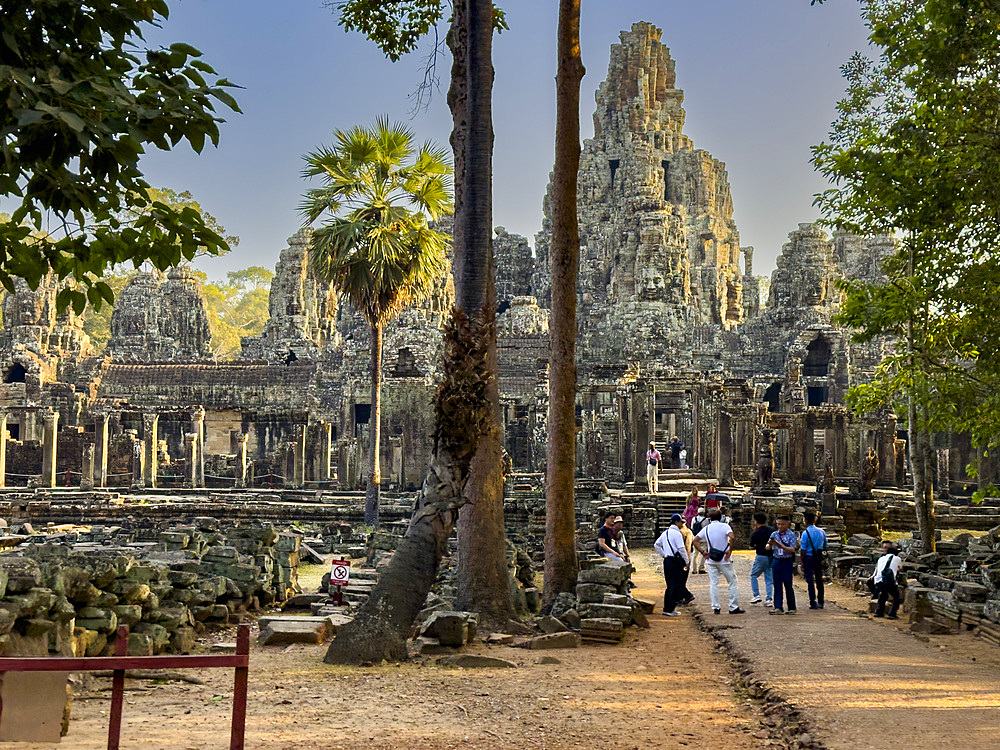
[319,421,332,483]
[292,424,306,488]
[94,413,110,488]
[235,433,248,488]
[716,411,733,486]
[184,433,197,488]
[191,407,205,487]
[142,414,159,489]
[0,412,7,488]
[80,441,95,491]
[936,448,950,499]
[41,410,59,488]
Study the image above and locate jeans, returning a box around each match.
[706,562,740,611]
[773,557,796,611]
[749,554,774,600]
[646,463,658,493]
[802,553,825,606]
[662,556,686,613]
[876,576,901,617]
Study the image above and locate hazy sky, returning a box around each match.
[140,0,871,281]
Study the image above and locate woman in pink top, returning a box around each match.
[682,487,701,526]
[645,442,661,494]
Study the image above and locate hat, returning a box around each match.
[670,513,683,524]
[613,516,624,523]
[649,441,655,447]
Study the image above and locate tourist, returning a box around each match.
[800,510,828,609]
[597,513,623,561]
[645,442,661,494]
[678,518,695,604]
[612,516,631,563]
[767,516,798,614]
[654,514,689,616]
[679,447,688,469]
[866,540,894,598]
[692,508,745,615]
[748,512,774,606]
[682,487,701,526]
[873,543,902,619]
[704,483,731,511]
[689,506,708,574]
[667,435,684,469]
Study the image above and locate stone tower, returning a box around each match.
[535,21,746,365]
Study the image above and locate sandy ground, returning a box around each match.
[685,551,1000,750]
[24,561,765,750]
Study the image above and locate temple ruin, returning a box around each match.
[1,22,999,662]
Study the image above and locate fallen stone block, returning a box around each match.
[258,618,332,646]
[524,632,580,649]
[534,615,570,634]
[437,654,517,668]
[420,611,477,647]
[503,619,534,636]
[576,583,615,603]
[578,603,633,624]
[577,564,630,587]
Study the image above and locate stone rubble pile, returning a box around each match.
[0,519,304,657]
[833,526,1000,646]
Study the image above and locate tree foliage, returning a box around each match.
[812,0,1000,510]
[0,0,240,314]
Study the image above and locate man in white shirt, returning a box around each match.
[873,544,902,619]
[654,514,689,616]
[692,508,745,615]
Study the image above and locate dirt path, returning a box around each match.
[29,562,765,750]
[684,551,1000,750]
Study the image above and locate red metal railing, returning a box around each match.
[0,623,250,749]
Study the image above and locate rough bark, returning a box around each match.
[906,244,935,553]
[543,0,584,609]
[365,323,383,527]
[325,0,498,664]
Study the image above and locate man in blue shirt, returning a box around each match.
[767,516,798,615]
[800,510,828,609]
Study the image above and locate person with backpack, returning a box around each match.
[800,510,828,609]
[692,508,745,615]
[873,543,902,619]
[654,514,689,616]
[767,516,799,615]
[748,512,774,606]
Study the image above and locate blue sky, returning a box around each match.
[140,0,871,281]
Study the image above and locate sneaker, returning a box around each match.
[809,603,819,610]
[663,611,680,617]
[764,599,773,607]
[786,609,797,615]
[886,614,899,620]
[713,608,721,615]
[750,597,762,605]
[729,607,746,615]
[681,595,695,605]
[873,612,885,618]
[818,602,825,609]
[770,608,785,615]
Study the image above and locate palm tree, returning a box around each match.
[301,118,452,527]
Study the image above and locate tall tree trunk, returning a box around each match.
[325,0,497,664]
[543,0,584,609]
[365,323,383,527]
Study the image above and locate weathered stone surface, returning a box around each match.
[258,617,332,646]
[534,615,570,635]
[523,632,581,650]
[437,654,517,669]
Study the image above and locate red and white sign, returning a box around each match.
[330,559,351,587]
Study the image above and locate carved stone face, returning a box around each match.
[639,268,666,301]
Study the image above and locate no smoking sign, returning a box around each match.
[330,560,351,587]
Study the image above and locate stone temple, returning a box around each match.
[0,21,990,503]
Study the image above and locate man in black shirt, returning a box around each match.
[597,513,623,561]
[748,512,774,606]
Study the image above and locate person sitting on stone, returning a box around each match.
[597,513,624,562]
[612,516,631,563]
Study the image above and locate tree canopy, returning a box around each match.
[0,0,240,314]
[812,0,1000,503]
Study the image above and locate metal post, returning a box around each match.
[229,624,250,750]
[107,625,128,750]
